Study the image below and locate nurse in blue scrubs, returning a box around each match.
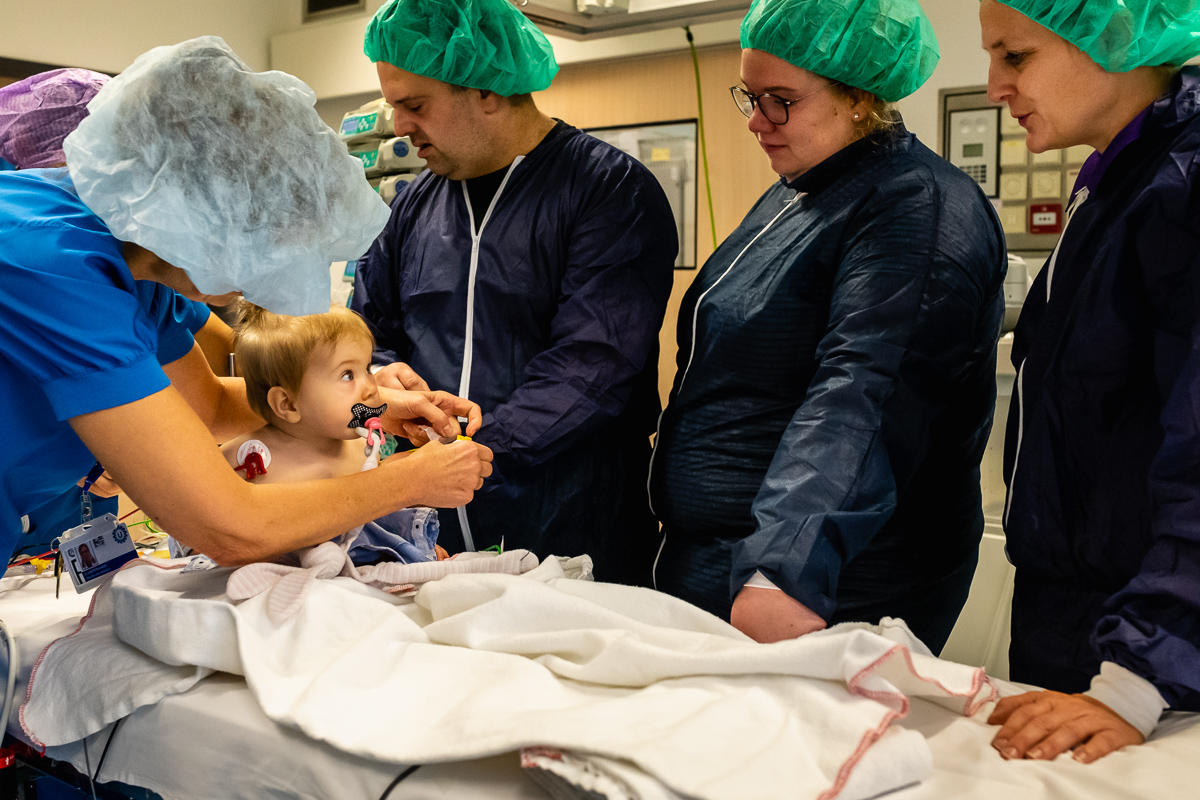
[0,37,494,568]
[0,68,217,555]
[0,69,120,553]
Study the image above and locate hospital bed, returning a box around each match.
[4,571,1199,800]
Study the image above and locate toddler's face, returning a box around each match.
[294,336,382,440]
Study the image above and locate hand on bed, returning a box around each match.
[730,586,827,643]
[988,691,1143,763]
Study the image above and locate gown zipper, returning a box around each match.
[648,190,806,587]
[1004,186,1090,530]
[455,157,525,551]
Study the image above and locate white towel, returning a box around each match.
[20,548,544,743]
[18,562,218,747]
[23,556,995,800]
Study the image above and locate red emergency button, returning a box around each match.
[1029,203,1063,235]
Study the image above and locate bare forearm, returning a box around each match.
[211,377,262,442]
[194,312,234,377]
[171,461,430,566]
[165,343,258,441]
[166,445,484,565]
[71,387,489,566]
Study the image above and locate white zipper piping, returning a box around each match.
[646,190,806,526]
[1003,366,1025,528]
[455,156,524,551]
[1043,186,1089,300]
[1004,186,1089,528]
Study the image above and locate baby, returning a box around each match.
[221,303,444,562]
[222,303,389,483]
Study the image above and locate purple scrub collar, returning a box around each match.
[1071,106,1150,198]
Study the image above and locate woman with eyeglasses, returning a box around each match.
[976,0,1200,765]
[648,0,1007,653]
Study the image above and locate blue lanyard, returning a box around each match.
[80,461,105,522]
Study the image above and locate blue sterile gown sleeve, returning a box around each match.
[353,123,676,584]
[0,168,202,562]
[651,123,1005,649]
[1004,68,1200,709]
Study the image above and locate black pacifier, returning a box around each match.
[347,402,388,429]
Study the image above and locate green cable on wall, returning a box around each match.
[685,26,719,253]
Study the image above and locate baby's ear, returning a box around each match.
[268,386,301,423]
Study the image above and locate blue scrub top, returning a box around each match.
[0,168,200,562]
[176,291,211,335]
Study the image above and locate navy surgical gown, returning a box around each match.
[650,122,1006,652]
[0,168,205,563]
[353,122,676,585]
[1004,67,1200,710]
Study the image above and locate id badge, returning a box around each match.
[57,513,138,593]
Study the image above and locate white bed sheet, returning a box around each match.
[4,572,1199,800]
[2,573,544,800]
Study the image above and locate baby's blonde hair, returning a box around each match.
[234,302,374,421]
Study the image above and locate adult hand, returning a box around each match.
[730,586,827,643]
[401,439,494,508]
[378,386,483,440]
[988,691,1144,763]
[373,362,431,393]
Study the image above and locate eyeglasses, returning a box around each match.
[729,83,832,126]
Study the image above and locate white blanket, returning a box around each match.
[22,556,995,800]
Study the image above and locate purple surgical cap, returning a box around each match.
[0,69,110,169]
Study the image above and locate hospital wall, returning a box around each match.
[895,0,991,146]
[1,0,989,130]
[0,0,294,74]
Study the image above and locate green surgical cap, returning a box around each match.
[993,0,1200,72]
[364,0,558,96]
[740,0,940,102]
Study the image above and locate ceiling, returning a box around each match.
[519,0,750,39]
